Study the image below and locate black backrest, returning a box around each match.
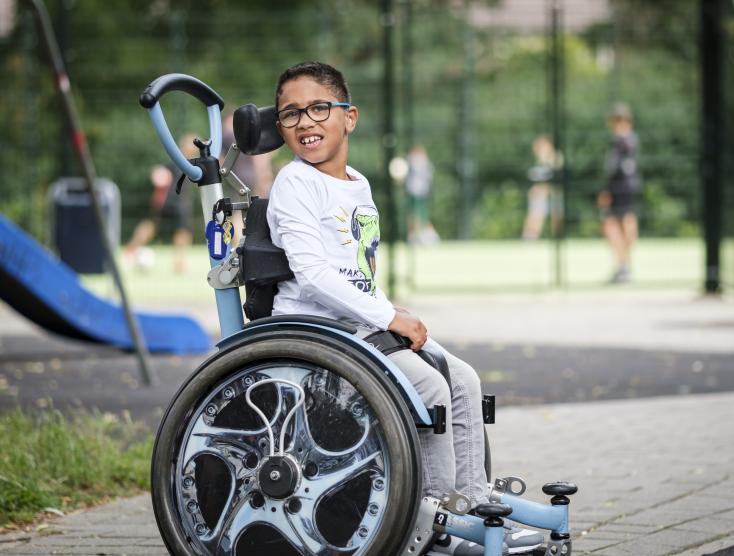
[241,198,294,321]
[233,104,284,155]
[242,198,293,285]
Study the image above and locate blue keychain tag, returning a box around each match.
[205,220,228,260]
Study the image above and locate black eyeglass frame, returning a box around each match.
[276,101,351,128]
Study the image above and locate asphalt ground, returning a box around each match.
[1,332,732,427]
[2,289,733,424]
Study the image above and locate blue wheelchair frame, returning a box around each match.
[141,73,575,556]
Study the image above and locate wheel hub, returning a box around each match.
[258,456,300,499]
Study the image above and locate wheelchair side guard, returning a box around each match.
[217,318,434,428]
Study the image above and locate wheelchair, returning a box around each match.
[141,74,577,556]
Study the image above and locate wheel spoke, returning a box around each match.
[290,406,316,460]
[193,417,268,446]
[306,450,382,501]
[211,496,326,556]
[179,418,262,552]
[294,448,387,553]
[282,505,328,555]
[207,496,262,555]
[184,417,263,466]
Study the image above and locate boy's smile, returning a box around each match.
[299,133,323,149]
[277,76,358,180]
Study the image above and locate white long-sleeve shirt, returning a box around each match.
[266,159,396,330]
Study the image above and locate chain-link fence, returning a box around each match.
[1,0,731,289]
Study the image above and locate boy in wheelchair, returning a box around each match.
[266,61,542,556]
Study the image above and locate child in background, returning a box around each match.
[597,103,641,283]
[124,134,196,273]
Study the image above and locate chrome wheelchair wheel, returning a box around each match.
[152,330,421,555]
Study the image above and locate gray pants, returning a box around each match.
[387,338,490,506]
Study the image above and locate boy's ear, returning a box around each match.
[345,106,358,134]
[275,120,283,137]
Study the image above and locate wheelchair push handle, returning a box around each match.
[139,73,224,183]
[140,73,224,110]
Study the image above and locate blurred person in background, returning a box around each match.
[124,133,197,273]
[522,134,561,240]
[597,102,641,283]
[406,144,439,244]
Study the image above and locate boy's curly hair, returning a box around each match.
[275,61,351,108]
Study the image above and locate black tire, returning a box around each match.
[151,330,422,556]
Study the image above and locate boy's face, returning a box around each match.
[276,76,358,177]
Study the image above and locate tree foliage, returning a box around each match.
[0,0,731,242]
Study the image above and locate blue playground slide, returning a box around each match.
[0,214,211,354]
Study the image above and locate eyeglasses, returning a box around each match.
[277,101,351,128]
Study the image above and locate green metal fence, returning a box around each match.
[0,1,730,290]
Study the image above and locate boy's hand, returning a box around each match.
[388,312,428,352]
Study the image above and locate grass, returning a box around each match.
[0,409,153,528]
[404,237,706,291]
[79,237,725,305]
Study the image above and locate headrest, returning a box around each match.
[233,104,284,156]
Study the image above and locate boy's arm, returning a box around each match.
[269,177,397,330]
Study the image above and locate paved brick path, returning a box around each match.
[492,392,734,556]
[0,495,165,555]
[1,391,732,555]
